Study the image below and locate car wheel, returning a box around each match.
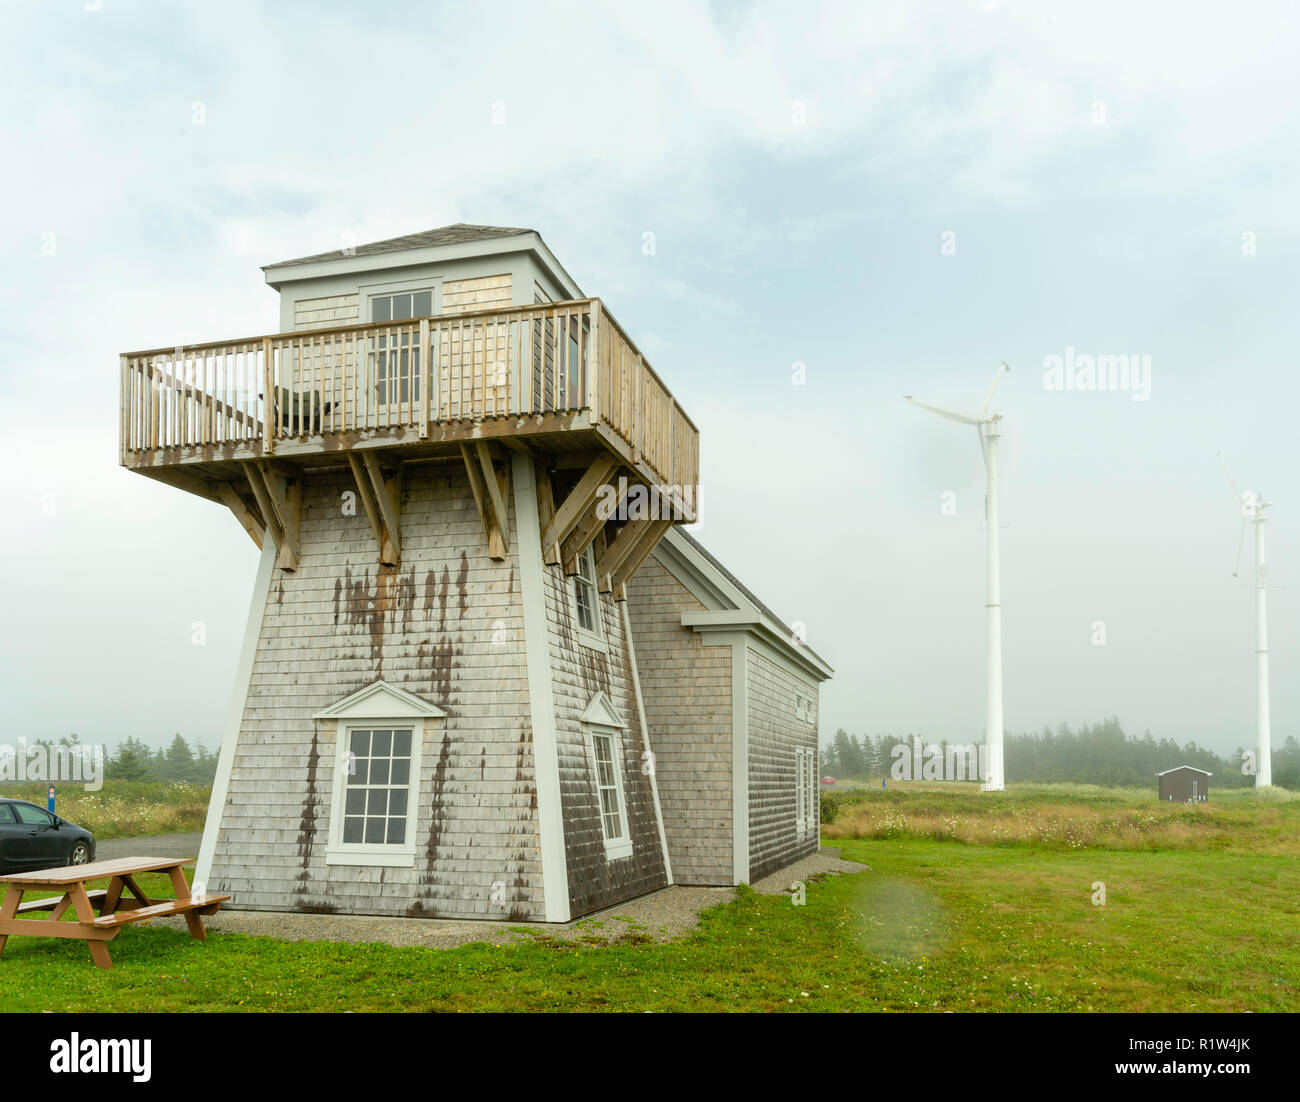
[69,841,91,866]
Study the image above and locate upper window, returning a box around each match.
[571,545,604,647]
[372,291,432,323]
[369,291,432,406]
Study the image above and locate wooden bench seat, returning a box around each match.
[93,895,230,929]
[16,889,108,914]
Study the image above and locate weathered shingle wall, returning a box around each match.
[209,466,545,920]
[625,557,734,885]
[293,293,360,329]
[544,560,668,917]
[443,274,512,314]
[746,646,819,882]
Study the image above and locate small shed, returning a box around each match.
[1157,766,1211,803]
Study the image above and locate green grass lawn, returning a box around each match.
[4,786,1298,1011]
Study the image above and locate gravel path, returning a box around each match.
[111,835,867,949]
[94,832,204,861]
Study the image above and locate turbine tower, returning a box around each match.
[906,363,1010,791]
[1220,453,1272,787]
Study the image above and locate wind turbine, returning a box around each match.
[1219,453,1272,787]
[905,363,1010,791]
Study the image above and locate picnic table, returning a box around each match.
[0,856,229,969]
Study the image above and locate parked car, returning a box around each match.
[0,799,96,873]
[821,776,836,786]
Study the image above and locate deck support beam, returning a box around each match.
[358,452,402,567]
[609,519,672,597]
[216,485,266,549]
[461,443,510,561]
[541,455,619,565]
[560,474,631,575]
[247,461,301,571]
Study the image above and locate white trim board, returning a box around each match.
[511,452,572,922]
[194,537,278,889]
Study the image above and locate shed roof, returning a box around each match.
[264,223,533,271]
[1155,766,1213,776]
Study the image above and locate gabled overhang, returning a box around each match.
[652,527,833,682]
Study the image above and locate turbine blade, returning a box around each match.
[978,362,1010,420]
[905,397,979,425]
[1217,451,1244,508]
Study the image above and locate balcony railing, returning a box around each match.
[120,298,700,496]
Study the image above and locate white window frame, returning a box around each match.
[585,721,632,860]
[315,681,443,869]
[569,545,606,651]
[326,719,425,867]
[796,746,818,834]
[364,281,438,410]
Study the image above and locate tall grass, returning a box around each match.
[0,781,210,839]
[820,781,1300,855]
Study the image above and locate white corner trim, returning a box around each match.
[511,452,571,922]
[195,537,278,888]
[621,602,673,885]
[579,691,626,729]
[731,639,750,886]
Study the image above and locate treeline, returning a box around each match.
[105,735,217,785]
[821,718,1300,790]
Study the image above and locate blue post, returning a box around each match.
[47,784,56,813]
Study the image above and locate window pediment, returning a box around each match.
[313,680,446,721]
[579,691,626,730]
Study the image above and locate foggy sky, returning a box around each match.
[2,1,1297,758]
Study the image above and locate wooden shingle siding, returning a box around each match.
[442,274,512,315]
[543,560,668,917]
[293,293,360,330]
[746,646,819,882]
[207,466,545,920]
[625,557,734,885]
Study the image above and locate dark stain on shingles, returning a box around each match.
[295,726,321,886]
[333,577,342,625]
[508,723,535,921]
[342,563,400,678]
[438,567,449,632]
[406,731,453,917]
[456,551,469,618]
[397,567,416,635]
[423,569,438,617]
[418,639,456,706]
[480,746,486,781]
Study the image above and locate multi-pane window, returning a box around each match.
[342,727,413,845]
[572,546,601,639]
[370,291,431,406]
[591,731,624,842]
[796,747,817,833]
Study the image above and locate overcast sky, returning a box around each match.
[2,0,1298,758]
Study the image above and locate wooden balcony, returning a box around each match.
[121,297,698,497]
[120,298,698,581]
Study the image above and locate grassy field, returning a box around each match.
[0,782,209,839]
[2,782,1297,1012]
